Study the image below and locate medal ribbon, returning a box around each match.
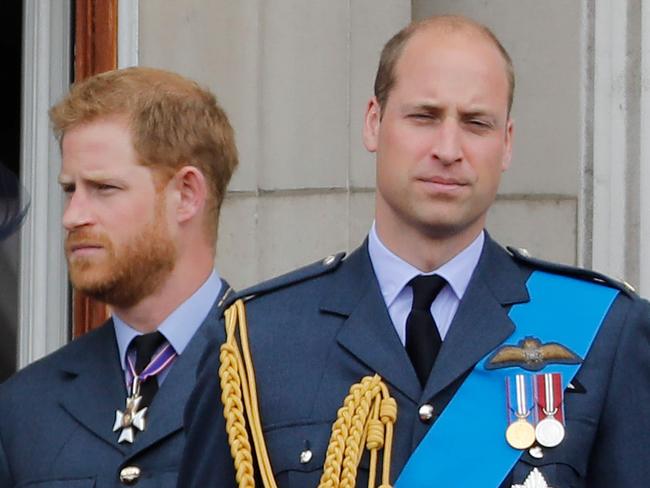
[126,342,177,389]
[536,373,564,422]
[506,374,534,423]
[395,271,619,488]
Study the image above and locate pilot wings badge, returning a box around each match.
[486,337,581,371]
[512,468,552,488]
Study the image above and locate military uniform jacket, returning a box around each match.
[179,237,650,487]
[0,284,228,488]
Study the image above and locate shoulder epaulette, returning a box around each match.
[507,246,636,297]
[222,252,346,309]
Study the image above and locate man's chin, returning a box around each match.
[72,281,144,309]
[70,268,126,304]
[71,279,117,300]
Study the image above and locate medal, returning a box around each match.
[534,373,565,447]
[505,374,536,450]
[505,418,536,450]
[112,341,177,443]
[113,377,148,443]
[535,417,564,448]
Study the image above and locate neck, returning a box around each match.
[112,247,215,332]
[375,216,484,273]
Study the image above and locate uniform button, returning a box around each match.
[119,465,141,485]
[322,255,336,266]
[299,449,313,464]
[529,446,544,459]
[418,404,434,422]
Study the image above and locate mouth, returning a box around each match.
[67,243,105,257]
[417,176,468,191]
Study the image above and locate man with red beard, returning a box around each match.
[0,67,238,487]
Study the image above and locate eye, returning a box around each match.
[93,182,120,192]
[464,118,495,133]
[60,183,75,195]
[408,113,438,122]
[468,119,489,127]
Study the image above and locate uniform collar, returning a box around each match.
[113,269,222,372]
[368,222,484,308]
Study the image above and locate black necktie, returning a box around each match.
[406,274,447,386]
[130,331,166,409]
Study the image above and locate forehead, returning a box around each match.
[391,26,510,108]
[59,117,147,177]
[62,116,131,146]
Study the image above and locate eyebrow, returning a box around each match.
[404,103,443,113]
[58,171,123,184]
[404,102,495,114]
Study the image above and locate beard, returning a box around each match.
[65,198,176,309]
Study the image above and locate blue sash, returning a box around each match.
[395,271,619,487]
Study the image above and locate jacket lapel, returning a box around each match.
[128,280,227,457]
[322,244,422,404]
[59,279,229,457]
[59,321,129,455]
[423,236,530,400]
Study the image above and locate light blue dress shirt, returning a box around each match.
[368,223,484,345]
[113,269,222,386]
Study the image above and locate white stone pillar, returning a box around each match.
[591,0,629,281]
[20,0,71,366]
[639,1,650,294]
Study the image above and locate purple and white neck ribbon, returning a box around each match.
[126,341,177,389]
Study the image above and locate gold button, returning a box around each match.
[322,255,336,266]
[119,465,141,485]
[418,404,434,422]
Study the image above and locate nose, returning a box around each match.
[431,118,463,165]
[62,189,94,231]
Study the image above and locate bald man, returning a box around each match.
[179,16,650,488]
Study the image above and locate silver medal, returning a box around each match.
[535,416,565,448]
[534,373,565,448]
[113,377,148,443]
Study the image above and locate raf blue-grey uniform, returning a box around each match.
[0,282,230,488]
[178,236,650,487]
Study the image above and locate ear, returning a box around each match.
[169,166,208,224]
[362,97,381,153]
[501,118,514,171]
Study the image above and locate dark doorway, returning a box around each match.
[0,1,23,381]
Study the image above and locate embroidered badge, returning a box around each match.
[486,337,581,371]
[512,467,553,488]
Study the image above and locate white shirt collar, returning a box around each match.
[113,269,222,371]
[368,222,484,307]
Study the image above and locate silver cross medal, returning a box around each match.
[113,376,147,443]
[512,468,553,488]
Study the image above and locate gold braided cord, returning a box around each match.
[222,299,278,488]
[319,375,397,488]
[219,299,397,488]
[219,342,254,487]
